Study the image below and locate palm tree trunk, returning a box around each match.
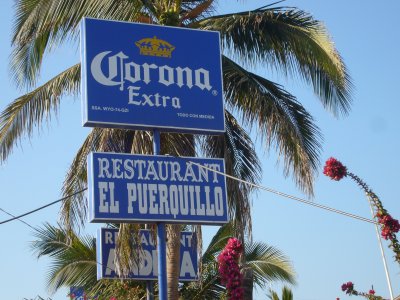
[163,133,195,299]
[243,268,253,300]
[167,224,182,300]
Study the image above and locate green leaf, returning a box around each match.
[197,6,353,116]
[0,63,80,162]
[222,56,321,195]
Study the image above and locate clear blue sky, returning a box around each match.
[1,1,399,299]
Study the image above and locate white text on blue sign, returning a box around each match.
[97,228,198,280]
[81,18,225,134]
[88,152,228,224]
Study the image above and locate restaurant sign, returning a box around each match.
[97,228,198,280]
[88,152,228,224]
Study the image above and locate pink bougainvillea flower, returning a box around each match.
[341,282,354,294]
[323,157,347,181]
[381,214,400,232]
[218,238,244,300]
[376,213,400,240]
[369,289,375,295]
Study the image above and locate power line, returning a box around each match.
[0,188,87,225]
[0,207,36,230]
[186,160,378,225]
[0,160,377,226]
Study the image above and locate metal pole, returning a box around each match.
[367,196,394,300]
[153,130,168,300]
[146,223,154,300]
[146,285,154,300]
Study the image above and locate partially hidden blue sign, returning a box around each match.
[81,18,225,134]
[88,152,228,224]
[97,228,198,280]
[69,287,86,300]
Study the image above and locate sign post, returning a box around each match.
[153,130,167,300]
[149,130,162,300]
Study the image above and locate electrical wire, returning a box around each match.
[0,207,36,230]
[0,188,87,225]
[0,160,378,226]
[185,160,378,225]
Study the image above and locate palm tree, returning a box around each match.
[2,1,352,298]
[268,286,294,300]
[31,222,295,300]
[31,222,147,300]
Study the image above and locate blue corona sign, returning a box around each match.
[97,228,198,280]
[87,152,228,224]
[80,18,225,134]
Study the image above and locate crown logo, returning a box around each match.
[135,36,175,58]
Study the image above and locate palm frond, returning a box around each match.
[11,0,144,87]
[61,128,102,231]
[180,0,215,24]
[197,6,353,116]
[32,222,71,258]
[31,223,97,293]
[161,132,195,157]
[180,273,225,300]
[202,221,235,260]
[114,223,144,278]
[181,221,295,298]
[268,290,281,300]
[282,286,293,300]
[268,286,294,300]
[31,223,146,298]
[61,127,140,230]
[202,111,261,240]
[201,222,295,288]
[0,63,80,163]
[244,242,296,288]
[222,56,321,195]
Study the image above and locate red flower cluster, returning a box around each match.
[217,238,244,300]
[340,282,383,299]
[323,157,347,181]
[69,293,88,300]
[377,212,400,240]
[341,281,354,294]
